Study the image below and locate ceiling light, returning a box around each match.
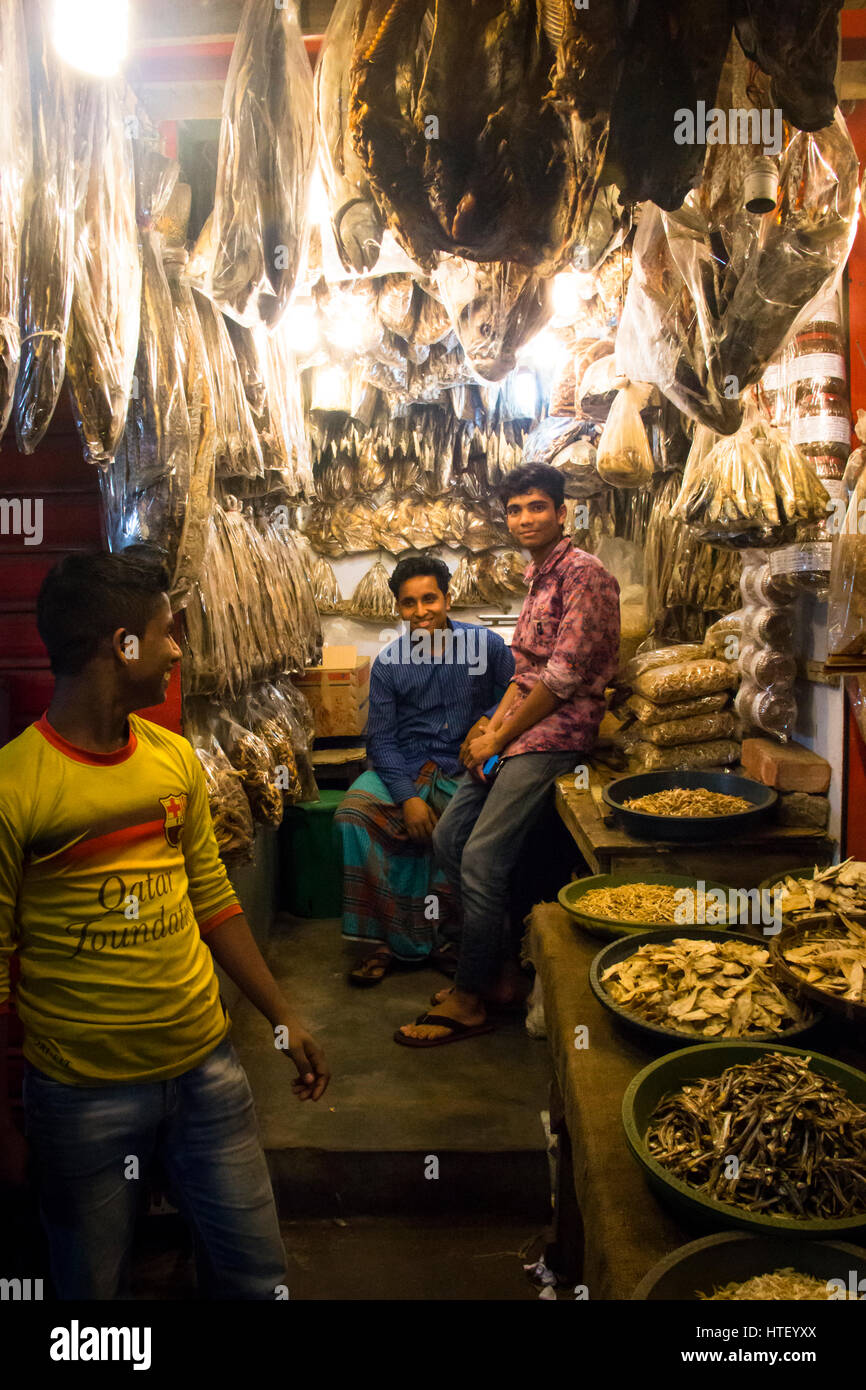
[52,0,129,78]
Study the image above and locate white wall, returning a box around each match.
[793,592,845,847]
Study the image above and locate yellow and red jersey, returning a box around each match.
[0,713,243,1085]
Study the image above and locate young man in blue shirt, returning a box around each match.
[335,556,514,985]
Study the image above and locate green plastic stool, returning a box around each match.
[280,790,345,919]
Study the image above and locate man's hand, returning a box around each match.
[277,1019,330,1102]
[459,716,489,766]
[0,1119,28,1188]
[464,728,505,770]
[403,796,439,841]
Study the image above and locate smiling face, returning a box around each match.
[112,593,183,708]
[395,573,451,633]
[504,487,567,555]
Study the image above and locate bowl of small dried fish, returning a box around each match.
[770,916,866,1026]
[623,1045,866,1235]
[557,874,740,941]
[604,770,778,842]
[760,860,866,926]
[631,1231,866,1300]
[591,931,819,1046]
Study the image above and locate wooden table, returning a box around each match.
[555,772,835,889]
[528,903,866,1300]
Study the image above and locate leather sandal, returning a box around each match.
[348,949,393,987]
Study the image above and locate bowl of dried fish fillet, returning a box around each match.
[603,770,777,842]
[770,916,866,1026]
[623,1045,866,1235]
[557,874,740,941]
[631,1231,866,1300]
[590,930,819,1046]
[759,860,866,927]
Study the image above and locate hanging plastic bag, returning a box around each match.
[596,386,654,489]
[827,454,866,664]
[0,0,30,442]
[15,0,72,452]
[434,258,553,383]
[351,561,397,621]
[185,712,254,862]
[196,0,314,326]
[66,80,140,465]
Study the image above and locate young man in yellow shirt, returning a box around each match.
[0,550,330,1299]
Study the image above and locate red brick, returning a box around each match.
[741,737,832,794]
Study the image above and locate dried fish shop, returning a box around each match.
[1,0,866,1335]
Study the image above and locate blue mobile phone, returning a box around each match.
[481,755,503,783]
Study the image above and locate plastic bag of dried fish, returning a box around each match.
[632,739,741,771]
[195,0,314,326]
[626,692,730,727]
[311,554,343,614]
[217,709,284,828]
[186,717,254,863]
[596,385,655,489]
[635,711,736,748]
[351,560,398,621]
[0,0,30,443]
[193,290,264,478]
[631,659,736,705]
[66,80,141,466]
[434,258,553,383]
[14,1,72,452]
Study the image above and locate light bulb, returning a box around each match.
[52,0,129,77]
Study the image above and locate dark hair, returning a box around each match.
[500,463,565,511]
[388,553,451,600]
[36,548,171,677]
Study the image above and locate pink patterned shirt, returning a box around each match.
[503,538,620,757]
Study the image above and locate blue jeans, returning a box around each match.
[432,752,577,993]
[22,1038,287,1300]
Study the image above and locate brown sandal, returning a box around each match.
[349,949,393,987]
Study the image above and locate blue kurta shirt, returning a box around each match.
[367,620,515,804]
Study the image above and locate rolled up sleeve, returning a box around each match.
[540,568,621,702]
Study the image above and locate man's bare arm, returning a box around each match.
[205,914,330,1102]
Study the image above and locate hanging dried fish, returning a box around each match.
[311,554,343,614]
[66,80,141,466]
[0,0,30,442]
[15,0,72,452]
[351,560,397,621]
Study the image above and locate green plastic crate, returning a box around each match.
[280,790,345,919]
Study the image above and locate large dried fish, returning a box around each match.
[777,861,866,921]
[783,916,866,1003]
[15,0,72,452]
[647,1052,866,1219]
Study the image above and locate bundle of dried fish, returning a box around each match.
[624,787,753,817]
[493,551,529,596]
[15,0,72,452]
[66,81,141,465]
[314,0,384,274]
[777,862,866,921]
[351,560,397,621]
[602,937,806,1038]
[646,1052,866,1219]
[193,291,264,478]
[702,1269,855,1301]
[349,1,581,271]
[671,416,830,549]
[782,917,866,1003]
[449,557,485,609]
[258,325,313,497]
[197,0,314,326]
[191,732,254,862]
[221,715,284,828]
[434,259,553,383]
[0,0,30,442]
[311,554,343,614]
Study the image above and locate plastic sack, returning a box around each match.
[631,659,737,705]
[351,561,397,621]
[624,645,708,682]
[0,0,30,442]
[270,679,319,803]
[577,353,628,422]
[596,386,654,489]
[522,416,588,465]
[742,604,794,652]
[827,457,866,662]
[433,258,553,383]
[632,739,741,771]
[739,641,797,688]
[703,612,744,659]
[14,1,72,452]
[314,0,383,275]
[734,679,797,742]
[626,691,730,726]
[637,710,736,748]
[196,0,314,326]
[236,685,303,807]
[186,717,254,863]
[66,80,141,466]
[218,710,284,828]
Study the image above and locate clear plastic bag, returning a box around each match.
[632,739,741,771]
[631,659,737,705]
[217,709,284,828]
[351,561,397,621]
[596,386,654,489]
[576,352,627,422]
[195,0,313,327]
[827,454,866,662]
[311,554,343,613]
[739,640,797,688]
[627,691,730,726]
[742,604,794,652]
[0,0,30,442]
[734,679,798,742]
[637,710,736,748]
[66,80,141,465]
[186,717,254,863]
[314,0,384,275]
[14,0,72,452]
[624,645,708,683]
[193,290,264,478]
[433,258,552,383]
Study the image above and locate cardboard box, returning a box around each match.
[293,646,370,737]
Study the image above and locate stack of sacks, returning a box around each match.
[622,645,740,771]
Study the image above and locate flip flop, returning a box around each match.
[428,942,459,977]
[393,1011,496,1048]
[429,985,528,1015]
[348,949,393,987]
